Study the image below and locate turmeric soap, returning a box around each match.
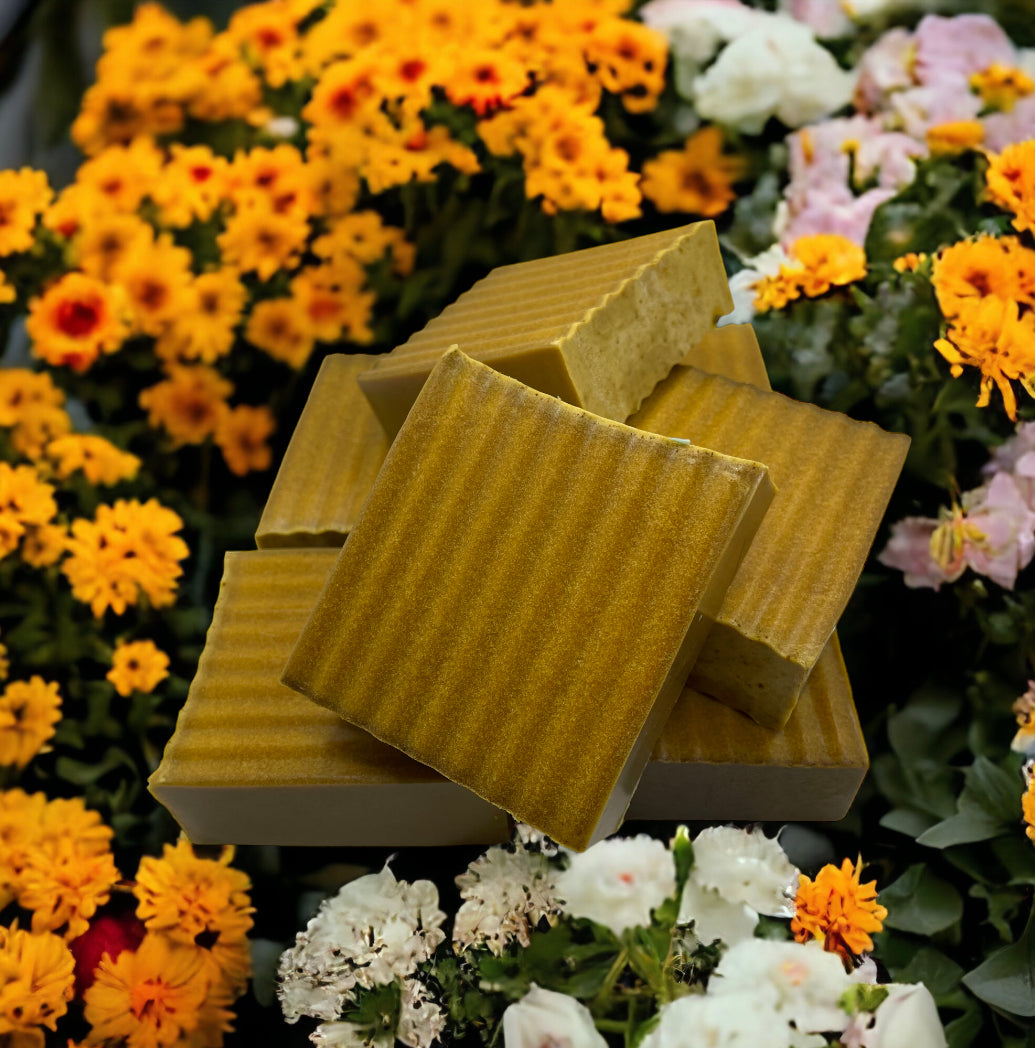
[148,548,510,847]
[682,323,771,390]
[629,635,867,822]
[255,354,389,549]
[356,222,732,437]
[629,367,909,728]
[283,349,774,851]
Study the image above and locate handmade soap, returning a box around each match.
[683,323,771,390]
[255,354,389,549]
[357,222,732,436]
[283,349,774,851]
[629,635,867,822]
[629,367,909,728]
[148,548,510,846]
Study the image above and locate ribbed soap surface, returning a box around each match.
[357,221,732,436]
[255,354,389,549]
[283,349,774,851]
[629,366,909,728]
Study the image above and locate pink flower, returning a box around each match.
[779,0,852,40]
[854,28,915,114]
[983,95,1035,151]
[912,14,1015,87]
[778,186,895,247]
[984,422,1035,510]
[878,516,951,590]
[888,83,981,138]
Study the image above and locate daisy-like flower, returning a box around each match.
[115,233,195,339]
[21,522,68,568]
[501,986,607,1048]
[245,297,315,368]
[74,211,155,283]
[641,125,746,216]
[789,233,867,297]
[583,17,669,114]
[217,204,310,281]
[215,404,276,477]
[83,933,220,1048]
[134,839,253,996]
[0,924,76,1041]
[62,498,189,617]
[26,272,130,372]
[107,639,170,697]
[155,268,247,366]
[0,167,52,256]
[138,365,233,446]
[931,235,1035,317]
[985,140,1035,238]
[150,143,229,227]
[1023,766,1035,844]
[74,138,164,213]
[0,677,61,770]
[0,462,57,559]
[312,211,414,272]
[45,434,140,486]
[444,48,530,116]
[791,856,888,965]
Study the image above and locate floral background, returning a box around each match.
[2,0,1035,1045]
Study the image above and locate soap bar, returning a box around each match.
[283,349,774,851]
[148,548,511,846]
[356,222,732,437]
[629,367,909,728]
[255,354,389,549]
[629,635,867,822]
[682,323,771,390]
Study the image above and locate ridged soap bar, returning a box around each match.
[357,222,732,436]
[255,354,389,549]
[629,635,867,822]
[682,324,771,390]
[629,367,909,728]
[283,349,774,851]
[148,548,510,846]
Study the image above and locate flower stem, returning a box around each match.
[592,948,629,1012]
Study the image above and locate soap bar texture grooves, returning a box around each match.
[149,548,510,846]
[357,222,732,436]
[283,349,774,850]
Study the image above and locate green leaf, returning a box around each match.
[918,758,1022,848]
[962,909,1035,1016]
[881,864,964,936]
[970,885,1029,942]
[880,807,940,838]
[672,825,694,895]
[918,810,1008,849]
[888,946,964,1001]
[54,746,136,786]
[945,1001,986,1048]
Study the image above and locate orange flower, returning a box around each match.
[74,211,155,283]
[150,144,229,227]
[0,677,61,769]
[187,35,263,123]
[582,17,668,114]
[0,167,52,257]
[0,924,76,1040]
[244,297,315,368]
[641,126,746,217]
[116,233,195,338]
[932,235,1035,317]
[107,639,170,697]
[303,56,380,127]
[216,204,309,281]
[289,261,375,344]
[312,211,415,273]
[155,268,247,366]
[20,523,67,569]
[986,141,1035,238]
[0,463,57,560]
[45,434,140,486]
[1024,772,1035,844]
[926,120,985,156]
[138,366,233,446]
[74,138,164,213]
[790,234,867,297]
[26,273,130,372]
[215,405,276,477]
[226,1,305,88]
[791,856,888,965]
[444,49,530,116]
[893,252,927,273]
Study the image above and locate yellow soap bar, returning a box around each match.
[148,548,511,846]
[357,222,732,437]
[629,635,867,822]
[682,323,771,390]
[255,354,389,549]
[629,367,909,728]
[283,349,774,851]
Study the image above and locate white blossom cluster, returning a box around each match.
[453,843,560,955]
[278,866,447,1048]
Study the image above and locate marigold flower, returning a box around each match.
[138,366,233,446]
[791,856,888,965]
[217,204,310,281]
[0,167,52,257]
[583,17,668,114]
[26,273,130,372]
[45,434,140,486]
[303,56,381,127]
[893,252,928,273]
[116,234,195,339]
[313,211,415,274]
[932,235,1035,317]
[0,368,65,429]
[0,677,61,769]
[42,181,108,241]
[187,33,263,123]
[790,233,867,297]
[986,141,1035,237]
[0,463,57,560]
[444,49,530,116]
[0,924,76,1039]
[134,840,253,995]
[107,639,170,698]
[155,268,247,366]
[641,126,746,217]
[18,843,121,941]
[83,933,225,1048]
[244,297,315,368]
[62,498,189,617]
[1024,772,1035,844]
[71,81,183,157]
[215,405,276,477]
[226,1,305,88]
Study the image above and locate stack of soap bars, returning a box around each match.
[150,221,910,851]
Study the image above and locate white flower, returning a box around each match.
[310,1021,383,1048]
[639,990,794,1048]
[502,986,608,1048]
[719,244,794,327]
[263,114,300,138]
[454,845,559,955]
[690,826,799,916]
[555,835,676,937]
[677,880,758,946]
[842,983,947,1048]
[397,977,447,1048]
[711,939,853,1035]
[692,17,855,133]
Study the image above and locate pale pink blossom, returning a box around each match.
[778,0,852,39]
[912,14,1015,87]
[983,95,1035,152]
[854,27,915,113]
[887,82,982,138]
[878,516,951,590]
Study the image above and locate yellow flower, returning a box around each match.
[74,211,155,283]
[0,677,61,770]
[893,251,927,273]
[925,119,985,156]
[74,138,164,213]
[42,181,109,242]
[115,233,196,339]
[244,297,315,368]
[302,56,380,128]
[641,126,746,217]
[0,632,7,681]
[62,498,189,617]
[0,924,76,1041]
[45,434,140,486]
[289,261,375,344]
[20,523,67,569]
[790,234,867,297]
[313,211,415,273]
[0,168,52,257]
[216,204,309,281]
[0,369,72,461]
[986,141,1035,238]
[150,144,229,228]
[1024,772,1035,844]
[83,934,216,1048]
[187,35,263,123]
[226,1,305,88]
[214,405,276,477]
[444,48,530,116]
[226,144,310,218]
[932,235,1035,318]
[791,856,888,965]
[0,463,57,560]
[155,268,247,366]
[18,843,121,941]
[582,16,668,114]
[107,639,170,697]
[26,273,130,373]
[138,366,233,446]
[970,62,1035,112]
[134,840,253,995]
